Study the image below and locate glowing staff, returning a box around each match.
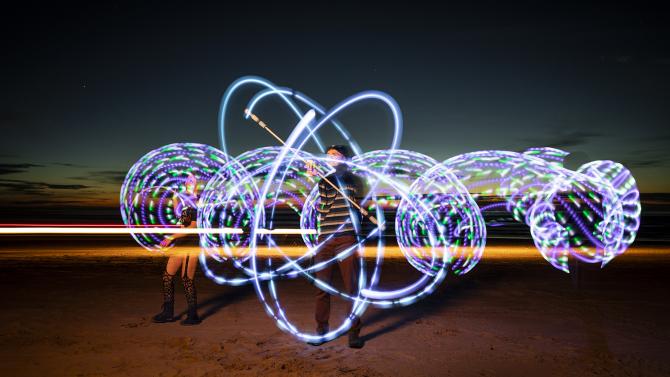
[244,108,382,227]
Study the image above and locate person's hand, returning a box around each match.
[159,236,173,248]
[305,160,319,177]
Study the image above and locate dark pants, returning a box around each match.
[314,234,361,331]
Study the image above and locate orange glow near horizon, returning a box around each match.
[0,244,667,260]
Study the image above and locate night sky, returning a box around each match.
[1,1,669,210]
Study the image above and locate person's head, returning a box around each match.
[184,173,198,194]
[326,145,351,167]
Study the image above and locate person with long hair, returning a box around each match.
[152,174,202,325]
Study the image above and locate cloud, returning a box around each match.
[620,148,670,168]
[45,183,91,190]
[0,181,51,196]
[625,159,668,168]
[0,163,44,175]
[53,162,90,168]
[0,179,92,195]
[4,199,89,206]
[69,170,127,184]
[522,130,603,148]
[621,155,670,168]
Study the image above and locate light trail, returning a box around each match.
[0,227,317,235]
[0,223,179,227]
[0,245,665,260]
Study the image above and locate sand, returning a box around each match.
[0,241,669,376]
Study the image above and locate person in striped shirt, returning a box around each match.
[306,145,365,348]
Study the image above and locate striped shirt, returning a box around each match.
[317,167,361,238]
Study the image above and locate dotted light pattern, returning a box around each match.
[120,76,641,344]
[443,147,640,272]
[198,146,328,286]
[120,143,230,251]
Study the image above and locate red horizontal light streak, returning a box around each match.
[0,227,317,235]
[0,223,179,228]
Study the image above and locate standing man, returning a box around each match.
[306,145,365,348]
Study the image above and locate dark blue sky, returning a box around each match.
[1,1,669,208]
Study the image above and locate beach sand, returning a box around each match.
[1,240,668,376]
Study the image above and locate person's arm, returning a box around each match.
[159,207,196,248]
[164,220,196,242]
[305,160,320,178]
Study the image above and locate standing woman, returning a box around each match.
[152,174,202,325]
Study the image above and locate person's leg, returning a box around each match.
[336,236,364,348]
[338,239,360,325]
[185,253,198,279]
[165,255,183,275]
[152,256,181,323]
[180,253,201,325]
[314,240,335,333]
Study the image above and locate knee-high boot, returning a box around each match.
[180,275,201,325]
[152,270,175,323]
